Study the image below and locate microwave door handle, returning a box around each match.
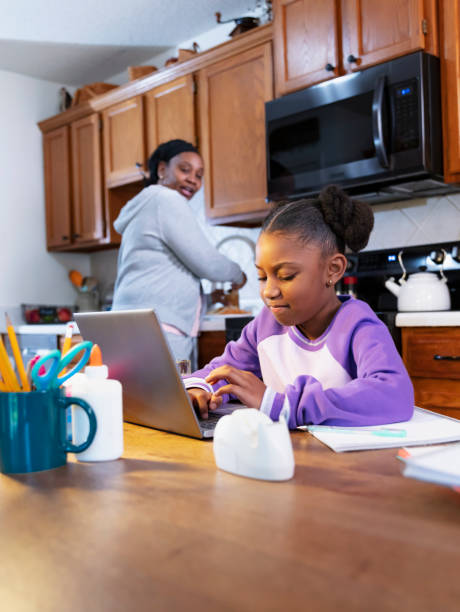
[372,75,389,168]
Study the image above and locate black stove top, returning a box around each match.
[344,240,460,312]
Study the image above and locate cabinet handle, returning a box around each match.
[62,235,69,240]
[433,354,460,361]
[325,63,335,72]
[72,233,81,239]
[347,54,359,63]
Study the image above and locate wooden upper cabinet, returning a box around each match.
[341,0,437,72]
[102,97,145,187]
[273,0,438,96]
[273,0,341,97]
[144,74,196,158]
[43,126,72,249]
[71,114,105,244]
[198,42,273,222]
[439,0,460,183]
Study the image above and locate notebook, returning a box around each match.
[306,407,460,452]
[74,309,236,439]
[397,443,460,491]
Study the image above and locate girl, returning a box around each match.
[184,185,414,428]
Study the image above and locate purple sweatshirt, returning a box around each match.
[184,296,414,428]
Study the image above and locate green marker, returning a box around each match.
[308,425,407,438]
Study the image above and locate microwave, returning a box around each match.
[265,52,458,204]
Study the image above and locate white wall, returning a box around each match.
[0,69,91,317]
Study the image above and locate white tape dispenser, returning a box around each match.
[213,408,295,481]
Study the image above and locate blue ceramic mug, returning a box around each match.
[0,388,97,474]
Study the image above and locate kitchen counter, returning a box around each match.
[1,423,460,611]
[396,311,460,327]
[0,314,255,336]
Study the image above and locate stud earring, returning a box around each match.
[327,279,333,287]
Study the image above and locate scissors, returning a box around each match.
[31,341,93,391]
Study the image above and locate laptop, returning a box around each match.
[74,309,236,439]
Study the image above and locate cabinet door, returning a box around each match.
[102,97,145,187]
[402,327,460,415]
[71,114,105,244]
[273,0,341,96]
[145,75,196,159]
[198,42,273,222]
[439,0,460,183]
[341,0,435,72]
[43,126,72,249]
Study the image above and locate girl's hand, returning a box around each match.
[205,365,266,409]
[187,387,222,419]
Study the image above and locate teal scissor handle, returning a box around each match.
[31,341,93,390]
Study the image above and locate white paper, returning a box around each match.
[399,442,460,488]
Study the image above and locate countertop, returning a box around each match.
[396,311,460,327]
[6,311,460,334]
[2,423,460,611]
[0,313,255,335]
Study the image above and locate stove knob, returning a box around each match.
[430,249,445,265]
[452,245,460,263]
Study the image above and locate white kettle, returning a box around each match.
[385,250,451,312]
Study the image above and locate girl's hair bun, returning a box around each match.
[318,185,374,252]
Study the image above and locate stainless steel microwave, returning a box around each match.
[265,52,458,204]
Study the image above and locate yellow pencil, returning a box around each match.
[5,313,30,391]
[61,323,74,357]
[60,323,74,375]
[0,335,20,391]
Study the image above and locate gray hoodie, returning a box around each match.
[112,185,244,335]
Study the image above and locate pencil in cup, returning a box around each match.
[0,335,21,392]
[5,313,30,391]
[60,323,74,376]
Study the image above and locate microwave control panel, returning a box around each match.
[391,78,419,152]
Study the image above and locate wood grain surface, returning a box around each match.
[1,423,460,611]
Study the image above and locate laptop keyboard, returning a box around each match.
[198,413,224,430]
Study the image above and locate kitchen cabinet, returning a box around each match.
[102,97,145,187]
[402,326,460,418]
[43,126,72,248]
[71,114,105,244]
[43,116,107,251]
[273,0,438,96]
[144,74,196,157]
[38,25,273,249]
[198,41,273,223]
[439,0,460,183]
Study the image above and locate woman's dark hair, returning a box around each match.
[146,139,199,186]
[262,185,374,254]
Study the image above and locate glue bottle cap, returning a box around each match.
[85,344,108,378]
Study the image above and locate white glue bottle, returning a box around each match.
[72,344,123,462]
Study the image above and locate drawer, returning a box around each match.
[402,327,460,380]
[412,377,460,413]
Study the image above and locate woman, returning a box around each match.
[112,139,246,364]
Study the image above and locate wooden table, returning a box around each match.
[1,424,460,611]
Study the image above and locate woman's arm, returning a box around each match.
[158,193,244,283]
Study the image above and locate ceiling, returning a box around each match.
[0,0,262,85]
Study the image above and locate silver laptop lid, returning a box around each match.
[74,309,206,438]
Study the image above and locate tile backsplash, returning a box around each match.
[90,190,460,309]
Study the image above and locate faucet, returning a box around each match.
[215,235,256,257]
